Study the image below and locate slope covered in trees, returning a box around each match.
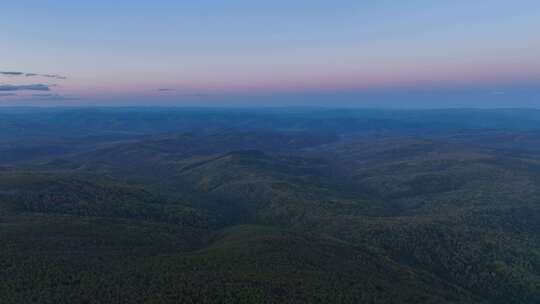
[2,108,540,303]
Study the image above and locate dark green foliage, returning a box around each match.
[3,108,540,303]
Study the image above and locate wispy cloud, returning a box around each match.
[0,84,51,91]
[0,71,25,76]
[157,88,176,92]
[31,93,77,101]
[0,70,67,80]
[32,93,56,97]
[37,74,67,80]
[0,93,17,97]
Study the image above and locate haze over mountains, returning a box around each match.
[1,107,540,303]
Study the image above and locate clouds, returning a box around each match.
[0,71,67,80]
[0,69,59,93]
[157,88,176,92]
[38,74,67,80]
[0,69,74,102]
[0,71,25,76]
[0,84,51,91]
[0,92,76,101]
[32,93,56,97]
[0,93,17,97]
[31,93,75,101]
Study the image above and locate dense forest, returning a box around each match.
[2,108,540,303]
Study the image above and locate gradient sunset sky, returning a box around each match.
[1,0,539,107]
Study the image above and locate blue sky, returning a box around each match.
[1,0,539,107]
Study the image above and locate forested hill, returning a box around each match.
[2,108,540,303]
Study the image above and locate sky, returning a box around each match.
[1,0,539,107]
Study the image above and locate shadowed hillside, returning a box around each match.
[2,108,540,303]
